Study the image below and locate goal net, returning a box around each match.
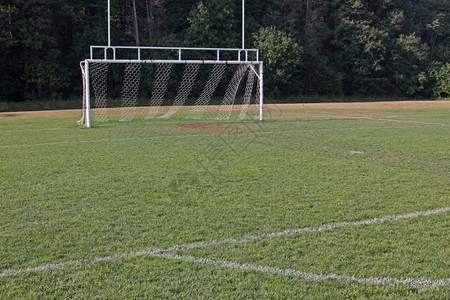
[78,47,263,127]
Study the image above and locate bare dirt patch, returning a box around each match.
[1,101,448,120]
[0,109,81,119]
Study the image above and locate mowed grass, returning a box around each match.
[0,104,449,299]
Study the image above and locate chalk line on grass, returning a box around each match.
[0,125,424,148]
[0,255,127,278]
[355,116,449,126]
[153,253,450,288]
[1,207,449,286]
[0,133,218,148]
[141,206,450,253]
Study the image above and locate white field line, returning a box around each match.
[1,112,447,135]
[0,133,218,148]
[354,116,449,126]
[1,207,449,284]
[140,207,450,253]
[153,253,450,288]
[296,110,450,126]
[252,125,423,136]
[0,125,424,148]
[1,127,71,134]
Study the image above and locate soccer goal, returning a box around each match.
[78,46,263,127]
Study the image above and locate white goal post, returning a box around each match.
[79,46,263,127]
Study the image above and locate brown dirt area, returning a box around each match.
[1,101,448,119]
[0,109,81,119]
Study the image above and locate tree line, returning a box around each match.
[0,0,448,103]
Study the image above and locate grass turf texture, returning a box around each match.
[0,103,449,299]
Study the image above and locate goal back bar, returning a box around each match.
[90,45,260,62]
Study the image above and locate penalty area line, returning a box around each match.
[153,253,450,288]
[145,206,450,253]
[0,125,423,148]
[354,116,449,126]
[0,207,449,282]
[0,133,218,148]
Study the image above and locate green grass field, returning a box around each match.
[1,103,449,299]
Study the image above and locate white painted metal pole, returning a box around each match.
[85,60,91,128]
[259,62,264,121]
[108,0,111,47]
[242,0,245,49]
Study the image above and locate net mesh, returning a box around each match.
[238,66,255,120]
[90,62,109,123]
[148,63,172,118]
[217,64,249,120]
[189,64,228,119]
[161,64,200,118]
[120,63,142,121]
[78,61,87,125]
[81,61,261,126]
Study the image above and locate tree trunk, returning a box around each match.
[306,0,312,22]
[146,0,154,41]
[132,0,140,46]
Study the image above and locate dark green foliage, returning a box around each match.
[0,0,448,102]
[389,34,429,96]
[186,1,241,48]
[430,62,450,98]
[253,27,303,96]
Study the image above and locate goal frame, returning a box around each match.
[81,46,264,127]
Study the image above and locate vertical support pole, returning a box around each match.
[108,0,111,47]
[259,62,264,121]
[242,0,245,49]
[85,60,91,128]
